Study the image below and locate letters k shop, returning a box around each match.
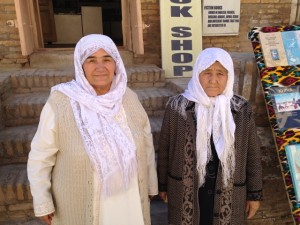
[160,0,202,78]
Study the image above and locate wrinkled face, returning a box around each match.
[82,49,116,95]
[199,61,228,97]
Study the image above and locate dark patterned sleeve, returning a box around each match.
[246,103,263,201]
[157,102,172,192]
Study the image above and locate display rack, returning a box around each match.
[249,25,300,224]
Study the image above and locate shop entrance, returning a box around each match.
[40,0,123,47]
[14,0,144,55]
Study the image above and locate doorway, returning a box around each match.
[41,0,123,48]
[14,0,144,56]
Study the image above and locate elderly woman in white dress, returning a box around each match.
[27,34,158,225]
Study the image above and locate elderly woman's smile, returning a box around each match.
[83,49,116,95]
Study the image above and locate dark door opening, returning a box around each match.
[43,0,123,48]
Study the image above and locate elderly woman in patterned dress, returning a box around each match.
[27,34,158,225]
[158,47,262,225]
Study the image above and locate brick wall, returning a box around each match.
[203,0,292,51]
[0,0,293,69]
[135,0,162,66]
[0,0,28,70]
[139,0,292,65]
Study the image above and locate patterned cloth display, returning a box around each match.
[248,25,300,224]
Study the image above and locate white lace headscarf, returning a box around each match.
[51,34,137,197]
[183,47,236,188]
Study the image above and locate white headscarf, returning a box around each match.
[183,47,236,188]
[51,34,137,196]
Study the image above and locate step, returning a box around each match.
[29,50,74,69]
[29,49,134,69]
[0,72,12,98]
[0,164,35,224]
[0,125,37,165]
[0,117,162,165]
[3,92,49,127]
[0,73,12,129]
[9,68,74,94]
[3,87,174,126]
[0,164,30,205]
[1,218,45,225]
[134,87,177,116]
[7,65,165,94]
[126,64,165,88]
[165,77,189,94]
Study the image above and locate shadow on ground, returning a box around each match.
[151,199,168,225]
